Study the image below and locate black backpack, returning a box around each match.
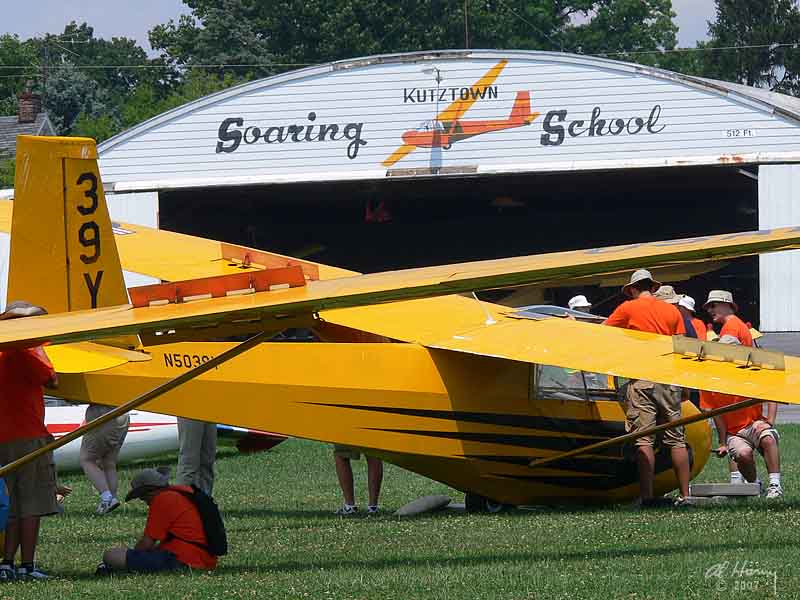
[170,485,228,557]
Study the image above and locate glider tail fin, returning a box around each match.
[8,136,135,345]
[510,91,537,124]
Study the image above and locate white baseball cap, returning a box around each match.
[568,295,592,311]
[678,295,696,313]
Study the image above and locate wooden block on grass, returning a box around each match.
[689,483,761,497]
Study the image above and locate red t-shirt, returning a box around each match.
[701,392,763,436]
[720,315,753,347]
[0,347,54,443]
[606,296,686,335]
[144,486,218,570]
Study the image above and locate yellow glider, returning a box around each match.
[5,135,800,508]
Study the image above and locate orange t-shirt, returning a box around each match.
[701,392,763,436]
[702,315,756,434]
[720,315,753,347]
[605,296,686,335]
[691,318,707,340]
[144,486,218,570]
[0,347,54,443]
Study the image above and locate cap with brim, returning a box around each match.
[622,269,661,297]
[703,290,738,312]
[718,334,741,345]
[125,467,170,501]
[0,300,47,320]
[678,295,696,313]
[568,295,592,311]
[653,285,680,304]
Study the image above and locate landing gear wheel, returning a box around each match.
[465,493,506,514]
[442,143,452,150]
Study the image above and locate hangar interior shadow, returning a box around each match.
[160,164,760,325]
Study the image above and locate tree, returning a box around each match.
[0,158,14,189]
[699,0,800,93]
[0,35,38,116]
[42,63,111,134]
[149,1,679,74]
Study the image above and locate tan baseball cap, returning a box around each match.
[622,269,661,297]
[653,285,680,304]
[125,467,171,502]
[703,290,738,312]
[0,300,47,320]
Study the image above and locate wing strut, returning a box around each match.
[528,396,768,469]
[0,330,272,478]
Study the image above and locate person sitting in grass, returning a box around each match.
[98,467,219,574]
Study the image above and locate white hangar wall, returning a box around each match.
[760,165,800,332]
[98,50,800,191]
[96,50,800,332]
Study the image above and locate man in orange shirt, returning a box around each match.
[702,291,781,499]
[99,467,219,573]
[605,270,691,506]
[0,301,59,583]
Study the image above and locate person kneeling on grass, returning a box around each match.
[97,467,223,575]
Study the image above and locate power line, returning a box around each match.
[0,42,796,73]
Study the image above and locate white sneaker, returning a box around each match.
[766,483,784,499]
[16,565,49,581]
[0,564,15,583]
[96,497,121,515]
[334,504,358,516]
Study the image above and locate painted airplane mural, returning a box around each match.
[382,60,540,167]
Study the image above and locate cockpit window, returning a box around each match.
[535,365,618,402]
[417,120,444,132]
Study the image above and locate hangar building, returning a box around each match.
[12,50,800,334]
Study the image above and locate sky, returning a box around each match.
[0,0,716,53]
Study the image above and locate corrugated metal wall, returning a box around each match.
[759,165,800,331]
[98,51,800,191]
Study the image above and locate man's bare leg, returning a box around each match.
[102,546,128,570]
[735,447,758,482]
[670,446,691,498]
[334,456,355,506]
[3,519,19,562]
[81,447,110,496]
[636,446,655,500]
[18,516,40,564]
[366,458,383,507]
[760,435,781,474]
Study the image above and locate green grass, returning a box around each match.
[5,427,800,599]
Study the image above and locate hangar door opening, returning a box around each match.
[159,165,759,323]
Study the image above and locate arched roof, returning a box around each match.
[97,49,800,191]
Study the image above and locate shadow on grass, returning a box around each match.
[52,537,800,582]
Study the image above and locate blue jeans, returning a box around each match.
[126,549,188,573]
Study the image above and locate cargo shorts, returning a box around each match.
[0,437,59,519]
[727,420,779,461]
[81,411,130,463]
[624,380,686,449]
[333,445,362,461]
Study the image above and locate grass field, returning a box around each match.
[4,425,800,599]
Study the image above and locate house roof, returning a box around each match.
[0,113,56,158]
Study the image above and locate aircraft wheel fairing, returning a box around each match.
[465,492,507,513]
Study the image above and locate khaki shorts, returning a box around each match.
[81,407,129,462]
[625,380,686,448]
[333,445,361,460]
[0,437,59,519]
[727,420,779,460]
